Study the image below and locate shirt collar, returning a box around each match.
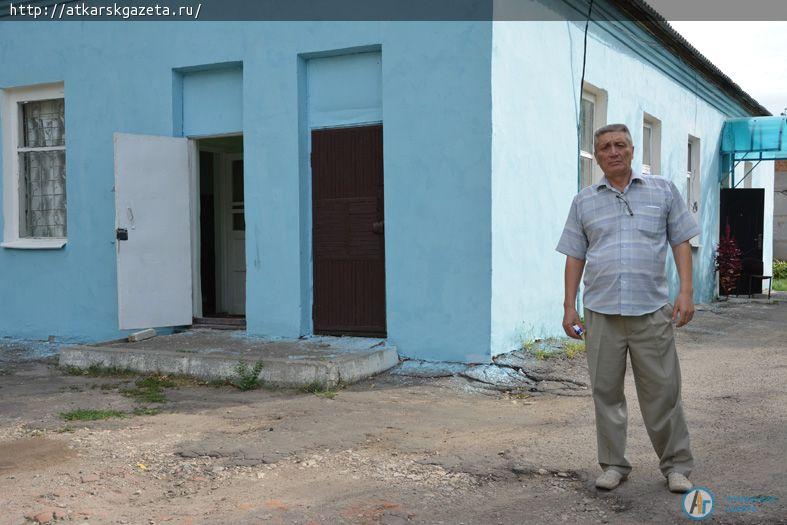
[595,170,645,192]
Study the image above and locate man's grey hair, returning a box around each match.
[593,123,633,151]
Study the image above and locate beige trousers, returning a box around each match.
[584,304,694,478]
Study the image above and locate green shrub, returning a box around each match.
[773,259,787,279]
[232,361,264,391]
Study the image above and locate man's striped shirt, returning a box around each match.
[556,173,700,316]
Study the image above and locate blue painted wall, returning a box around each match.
[0,21,493,363]
[180,65,243,137]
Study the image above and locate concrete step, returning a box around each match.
[59,331,398,388]
[192,317,247,330]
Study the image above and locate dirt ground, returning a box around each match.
[0,297,785,525]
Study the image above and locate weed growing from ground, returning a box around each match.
[232,361,264,391]
[60,409,126,421]
[298,381,342,399]
[526,338,586,360]
[121,375,175,403]
[563,340,586,359]
[533,349,552,361]
[132,406,162,416]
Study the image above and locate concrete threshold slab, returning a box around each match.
[59,329,399,388]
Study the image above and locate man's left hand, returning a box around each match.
[672,292,695,327]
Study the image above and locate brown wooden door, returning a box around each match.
[312,125,386,336]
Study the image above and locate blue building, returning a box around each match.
[0,2,774,363]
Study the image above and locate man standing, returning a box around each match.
[556,123,698,493]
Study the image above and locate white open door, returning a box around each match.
[114,133,193,330]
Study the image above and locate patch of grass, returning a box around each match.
[533,349,552,361]
[120,375,175,403]
[773,278,787,292]
[298,381,341,399]
[132,406,161,416]
[509,392,532,400]
[54,426,75,433]
[521,340,537,352]
[529,339,586,360]
[0,368,13,376]
[773,259,787,279]
[563,341,586,359]
[60,409,126,421]
[231,361,264,391]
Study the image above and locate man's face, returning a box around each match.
[594,131,634,178]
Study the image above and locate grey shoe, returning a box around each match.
[668,472,693,493]
[595,469,626,490]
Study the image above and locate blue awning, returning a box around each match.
[721,116,787,162]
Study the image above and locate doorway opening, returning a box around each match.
[196,135,245,326]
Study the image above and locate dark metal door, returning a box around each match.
[311,125,386,336]
[720,188,765,295]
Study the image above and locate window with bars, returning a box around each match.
[19,98,67,238]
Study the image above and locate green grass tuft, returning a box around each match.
[120,374,175,403]
[60,408,126,421]
[231,361,264,391]
[563,341,586,359]
[132,406,161,416]
[298,381,341,399]
[528,338,586,360]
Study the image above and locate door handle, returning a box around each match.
[372,221,384,234]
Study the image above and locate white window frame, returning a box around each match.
[642,113,661,176]
[579,83,607,188]
[687,135,701,247]
[1,82,66,249]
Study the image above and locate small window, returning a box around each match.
[20,99,67,238]
[578,83,607,189]
[687,136,701,246]
[642,113,661,176]
[1,83,67,249]
[579,94,595,188]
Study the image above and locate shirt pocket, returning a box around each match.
[635,205,666,235]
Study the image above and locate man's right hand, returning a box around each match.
[562,307,585,340]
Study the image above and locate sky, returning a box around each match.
[666,21,787,116]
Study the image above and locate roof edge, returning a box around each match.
[610,0,770,117]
